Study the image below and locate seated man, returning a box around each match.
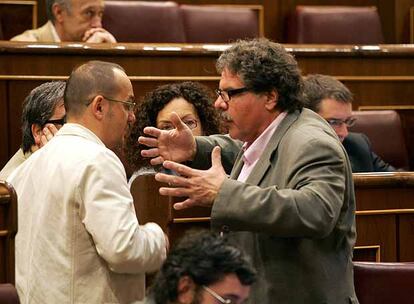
[146,230,256,304]
[303,74,396,172]
[11,0,116,43]
[0,81,66,180]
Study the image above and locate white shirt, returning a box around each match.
[8,123,166,304]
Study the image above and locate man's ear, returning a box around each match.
[265,90,278,111]
[90,95,106,120]
[31,123,42,147]
[177,276,197,304]
[52,3,66,24]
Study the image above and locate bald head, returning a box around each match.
[64,61,125,118]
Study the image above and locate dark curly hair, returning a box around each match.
[125,82,221,171]
[147,230,257,304]
[216,38,303,113]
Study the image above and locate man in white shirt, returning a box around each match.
[8,61,167,303]
[11,0,116,43]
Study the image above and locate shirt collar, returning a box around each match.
[242,112,287,165]
[50,22,61,42]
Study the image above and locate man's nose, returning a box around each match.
[214,97,228,110]
[91,16,102,28]
[336,123,349,140]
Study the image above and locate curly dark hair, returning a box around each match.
[124,81,221,171]
[147,230,257,304]
[216,38,303,113]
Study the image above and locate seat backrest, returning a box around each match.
[130,173,210,245]
[0,181,17,284]
[0,1,37,40]
[102,1,186,43]
[286,6,384,44]
[353,262,414,304]
[181,5,262,43]
[0,284,20,304]
[349,110,409,170]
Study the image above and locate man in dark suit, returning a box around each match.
[139,39,358,303]
[303,74,396,173]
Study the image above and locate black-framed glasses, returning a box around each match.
[215,87,250,103]
[202,286,233,304]
[326,117,356,128]
[159,118,198,131]
[102,95,136,112]
[44,116,66,127]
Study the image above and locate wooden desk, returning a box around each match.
[353,172,414,262]
[131,172,414,262]
[1,42,414,168]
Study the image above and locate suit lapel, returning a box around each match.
[245,110,301,185]
[230,149,245,179]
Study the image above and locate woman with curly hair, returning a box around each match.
[125,81,221,184]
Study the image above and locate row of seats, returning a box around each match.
[350,110,409,170]
[102,1,262,43]
[103,3,384,44]
[286,6,384,44]
[1,1,384,44]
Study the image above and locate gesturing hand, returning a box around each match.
[139,112,197,166]
[155,146,227,210]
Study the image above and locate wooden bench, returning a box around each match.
[131,172,414,262]
[0,180,17,284]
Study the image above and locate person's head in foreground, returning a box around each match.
[302,74,355,142]
[214,38,303,144]
[147,230,256,304]
[125,81,221,171]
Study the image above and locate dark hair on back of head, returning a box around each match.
[302,74,353,113]
[148,230,256,304]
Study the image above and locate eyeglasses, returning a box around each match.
[202,286,233,304]
[326,117,356,128]
[159,118,198,131]
[102,95,136,112]
[44,116,66,127]
[215,87,250,103]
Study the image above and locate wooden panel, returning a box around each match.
[354,245,381,262]
[0,0,37,40]
[0,81,8,170]
[399,214,414,261]
[0,181,17,284]
[355,214,397,261]
[130,173,210,245]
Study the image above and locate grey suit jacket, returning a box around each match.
[193,108,358,303]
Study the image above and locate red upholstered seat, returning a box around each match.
[102,1,186,43]
[286,6,384,44]
[353,262,414,304]
[349,110,409,170]
[181,5,260,43]
[0,284,20,304]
